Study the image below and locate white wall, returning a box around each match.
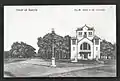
[77,26,94,41]
[77,38,94,60]
[87,30,94,40]
[76,31,84,41]
[71,39,77,60]
[93,39,101,59]
[72,25,101,60]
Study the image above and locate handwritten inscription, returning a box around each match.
[74,8,105,11]
[16,8,38,11]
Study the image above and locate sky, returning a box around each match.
[4,5,116,52]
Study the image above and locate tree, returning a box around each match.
[63,35,71,59]
[9,42,36,58]
[4,51,10,58]
[100,40,116,59]
[37,32,71,59]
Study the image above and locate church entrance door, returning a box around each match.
[84,53,88,59]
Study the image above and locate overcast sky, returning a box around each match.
[4,5,116,52]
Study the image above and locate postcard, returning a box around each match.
[4,5,116,77]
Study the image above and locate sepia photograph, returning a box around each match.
[4,5,116,77]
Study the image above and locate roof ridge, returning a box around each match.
[93,35,101,39]
[76,24,94,31]
[78,37,92,43]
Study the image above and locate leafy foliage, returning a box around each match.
[37,32,116,60]
[37,32,71,59]
[9,42,36,58]
[4,51,10,58]
[100,40,116,59]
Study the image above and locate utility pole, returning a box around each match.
[51,28,56,67]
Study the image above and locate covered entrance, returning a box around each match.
[79,42,91,60]
[84,53,88,59]
[79,52,91,60]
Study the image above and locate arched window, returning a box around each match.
[80,42,91,50]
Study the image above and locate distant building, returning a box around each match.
[71,24,101,62]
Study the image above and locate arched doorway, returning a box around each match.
[79,42,91,60]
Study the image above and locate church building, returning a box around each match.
[71,24,101,62]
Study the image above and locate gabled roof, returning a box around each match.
[78,37,92,43]
[77,35,101,43]
[76,24,95,31]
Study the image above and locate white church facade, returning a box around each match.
[71,24,101,62]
